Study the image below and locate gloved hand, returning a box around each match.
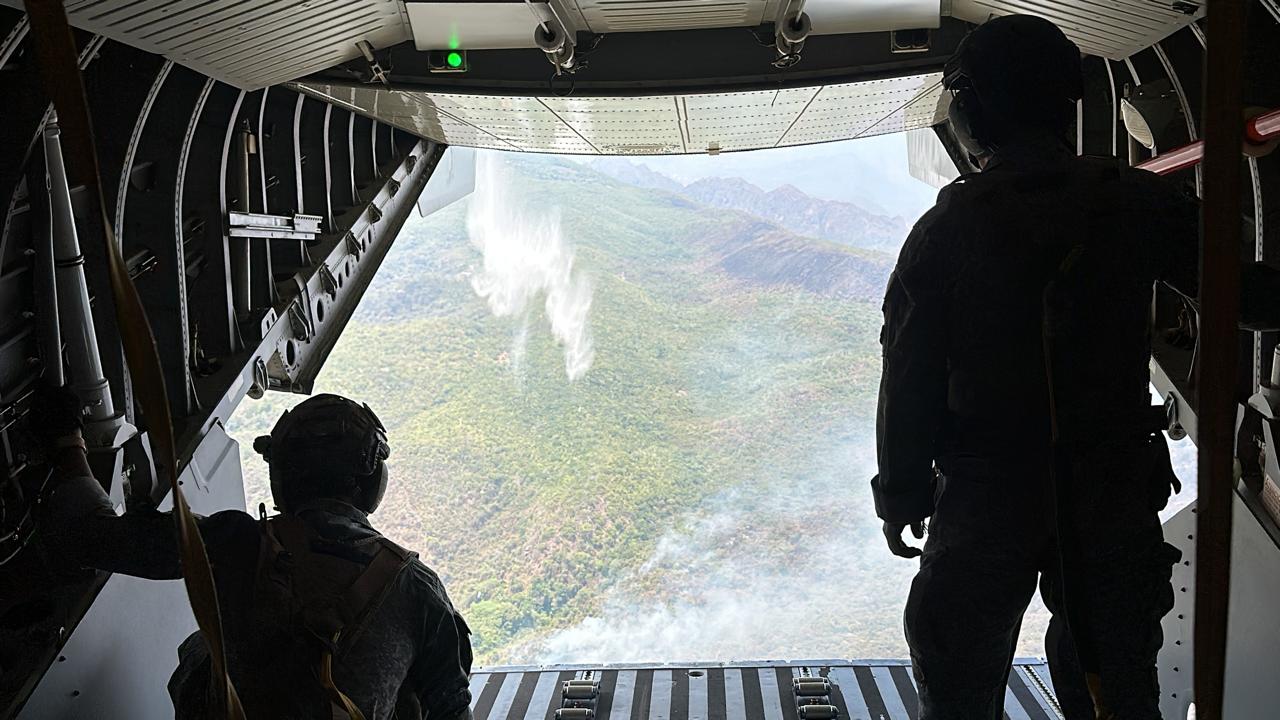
[29,381,84,447]
[883,520,926,559]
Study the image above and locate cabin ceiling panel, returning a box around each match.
[779,73,943,147]
[0,0,411,90]
[950,0,1203,59]
[566,0,941,35]
[571,0,768,34]
[296,71,944,155]
[2,0,1199,93]
[541,95,687,154]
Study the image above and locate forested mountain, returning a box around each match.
[226,153,1053,666]
[590,158,911,253]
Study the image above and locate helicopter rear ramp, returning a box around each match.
[467,660,1062,720]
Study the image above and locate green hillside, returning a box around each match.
[226,155,1041,664]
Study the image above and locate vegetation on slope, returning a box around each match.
[227,155,943,663]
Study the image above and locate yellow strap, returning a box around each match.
[1084,673,1116,720]
[320,636,366,720]
[20,2,244,718]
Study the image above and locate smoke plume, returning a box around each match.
[533,432,1199,664]
[531,441,936,664]
[467,153,595,381]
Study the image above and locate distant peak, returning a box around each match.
[766,184,809,201]
[691,175,759,190]
[587,158,684,193]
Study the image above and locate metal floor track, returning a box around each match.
[468,660,1062,720]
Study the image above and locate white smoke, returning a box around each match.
[536,494,820,663]
[531,443,936,664]
[531,395,1200,665]
[467,153,595,381]
[529,431,1089,664]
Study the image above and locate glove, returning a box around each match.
[883,520,926,559]
[29,381,84,446]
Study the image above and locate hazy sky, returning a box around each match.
[620,133,941,221]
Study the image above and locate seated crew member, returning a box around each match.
[871,14,1280,720]
[36,389,473,720]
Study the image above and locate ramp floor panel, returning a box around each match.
[469,660,1061,720]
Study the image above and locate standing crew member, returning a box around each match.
[36,390,473,719]
[873,14,1278,719]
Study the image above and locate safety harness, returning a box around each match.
[252,510,416,720]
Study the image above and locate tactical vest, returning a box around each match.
[248,512,416,720]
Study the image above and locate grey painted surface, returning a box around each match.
[417,146,477,218]
[22,425,247,719]
[1159,493,1280,719]
[1159,503,1196,720]
[1222,495,1280,718]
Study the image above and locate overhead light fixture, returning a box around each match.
[1121,79,1182,151]
[428,49,469,73]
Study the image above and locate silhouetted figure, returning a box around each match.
[871,14,1248,719]
[39,389,473,719]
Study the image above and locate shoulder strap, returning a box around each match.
[267,514,313,558]
[260,515,415,720]
[323,537,413,720]
[336,538,416,646]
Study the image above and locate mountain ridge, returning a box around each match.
[589,158,911,255]
[514,155,896,302]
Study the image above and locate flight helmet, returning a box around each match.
[254,394,390,513]
[943,14,1084,157]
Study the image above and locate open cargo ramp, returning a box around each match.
[469,660,1062,720]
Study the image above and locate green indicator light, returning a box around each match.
[446,51,463,68]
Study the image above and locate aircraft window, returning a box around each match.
[226,135,1191,667]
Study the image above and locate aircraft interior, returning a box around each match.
[0,0,1278,717]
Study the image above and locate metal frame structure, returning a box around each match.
[307,21,971,97]
[0,0,1279,717]
[0,7,442,714]
[1067,6,1280,718]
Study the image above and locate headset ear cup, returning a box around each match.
[360,462,389,514]
[948,87,991,159]
[965,91,986,148]
[268,459,290,513]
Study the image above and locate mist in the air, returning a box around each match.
[531,437,925,662]
[466,152,595,381]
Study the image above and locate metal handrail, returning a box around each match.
[1136,107,1280,175]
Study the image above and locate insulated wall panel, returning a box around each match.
[297,72,944,156]
[0,0,410,90]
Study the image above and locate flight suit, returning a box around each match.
[44,477,473,720]
[871,142,1197,719]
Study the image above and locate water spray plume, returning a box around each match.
[467,153,595,381]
